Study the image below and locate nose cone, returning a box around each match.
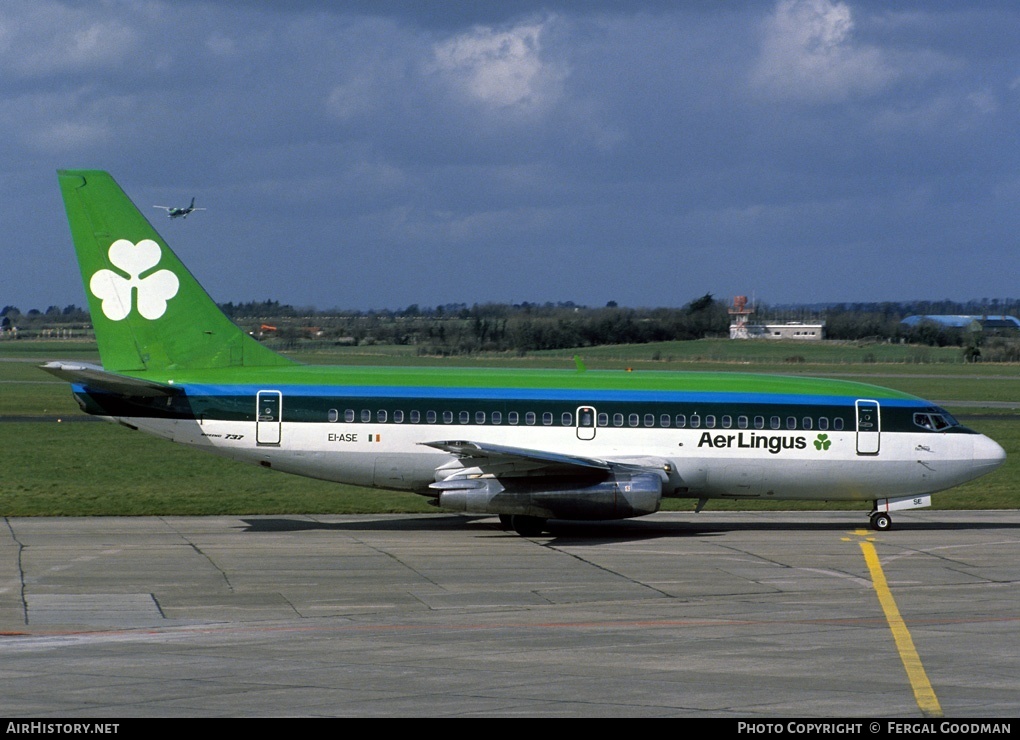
[973,434,1007,477]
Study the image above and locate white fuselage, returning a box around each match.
[120,413,1005,505]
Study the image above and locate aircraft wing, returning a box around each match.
[422,439,671,480]
[422,439,611,474]
[422,439,671,521]
[39,361,177,397]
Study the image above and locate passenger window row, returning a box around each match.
[325,408,846,431]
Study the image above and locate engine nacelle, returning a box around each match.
[434,472,663,521]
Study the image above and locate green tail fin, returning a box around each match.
[58,170,293,373]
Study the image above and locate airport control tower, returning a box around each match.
[729,295,755,339]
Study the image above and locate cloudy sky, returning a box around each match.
[4,0,1019,312]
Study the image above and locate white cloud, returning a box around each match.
[327,73,380,121]
[25,118,112,152]
[966,88,998,116]
[430,20,566,114]
[752,0,894,102]
[205,32,237,58]
[0,87,120,153]
[0,1,142,78]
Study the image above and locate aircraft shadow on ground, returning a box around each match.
[237,515,488,533]
[237,515,1020,543]
[235,515,720,544]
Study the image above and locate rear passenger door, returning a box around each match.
[256,390,282,446]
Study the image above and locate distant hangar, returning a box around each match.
[901,315,1020,330]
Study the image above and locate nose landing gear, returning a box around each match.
[869,511,892,531]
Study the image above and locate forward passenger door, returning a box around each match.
[855,399,880,455]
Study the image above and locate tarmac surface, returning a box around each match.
[0,511,1017,718]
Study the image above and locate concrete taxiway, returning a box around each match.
[0,511,1017,717]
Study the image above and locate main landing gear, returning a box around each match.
[498,514,548,537]
[869,511,892,532]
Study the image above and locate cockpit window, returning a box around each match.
[914,412,956,431]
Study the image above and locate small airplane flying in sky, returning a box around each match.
[48,170,1006,536]
[153,197,205,219]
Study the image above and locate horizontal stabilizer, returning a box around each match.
[39,362,177,397]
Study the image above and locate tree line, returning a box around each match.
[219,296,1020,358]
[5,297,1020,360]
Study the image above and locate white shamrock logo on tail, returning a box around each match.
[90,239,180,321]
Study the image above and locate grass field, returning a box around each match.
[2,338,1017,516]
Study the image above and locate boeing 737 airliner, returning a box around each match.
[44,170,1006,536]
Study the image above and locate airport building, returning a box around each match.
[728,296,824,340]
[901,315,1020,332]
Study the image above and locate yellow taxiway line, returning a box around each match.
[856,533,943,718]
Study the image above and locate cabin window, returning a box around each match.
[660,414,671,427]
[361,409,371,423]
[721,415,732,429]
[426,410,437,424]
[492,411,502,425]
[628,414,640,427]
[786,416,797,430]
[644,414,655,427]
[598,413,609,427]
[770,416,781,429]
[705,415,716,429]
[833,418,844,431]
[475,411,486,425]
[377,410,387,423]
[690,415,701,429]
[345,409,355,423]
[410,410,421,424]
[801,417,812,430]
[614,413,624,427]
[443,411,453,424]
[737,416,748,429]
[458,411,469,424]
[328,409,339,423]
[393,410,404,423]
[542,412,553,426]
[526,412,537,425]
[818,417,829,430]
[561,412,573,426]
[675,414,686,428]
[754,416,765,429]
[508,411,519,425]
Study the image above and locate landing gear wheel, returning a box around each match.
[498,514,513,531]
[511,515,547,537]
[870,511,892,532]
